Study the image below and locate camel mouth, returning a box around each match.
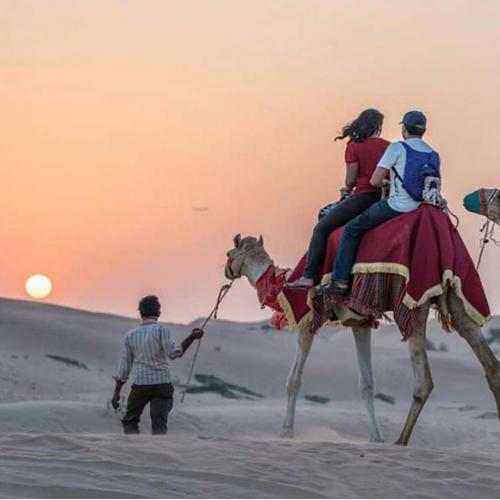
[224,264,235,280]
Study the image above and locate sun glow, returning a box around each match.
[25,274,52,299]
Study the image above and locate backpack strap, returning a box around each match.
[399,141,415,153]
[391,141,407,183]
[392,165,404,183]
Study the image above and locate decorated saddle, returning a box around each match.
[257,205,490,339]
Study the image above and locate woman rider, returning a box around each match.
[286,109,389,290]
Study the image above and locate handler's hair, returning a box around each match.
[138,295,161,318]
[335,108,384,143]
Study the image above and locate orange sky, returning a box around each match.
[2,0,499,322]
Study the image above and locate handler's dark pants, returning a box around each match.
[304,192,381,282]
[122,383,174,435]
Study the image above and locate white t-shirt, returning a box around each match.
[378,138,435,213]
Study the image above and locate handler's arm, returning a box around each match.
[180,328,205,355]
[161,325,204,359]
[111,340,133,409]
[111,377,125,410]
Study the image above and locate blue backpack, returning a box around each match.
[394,142,441,201]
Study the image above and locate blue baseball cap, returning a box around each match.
[400,110,427,131]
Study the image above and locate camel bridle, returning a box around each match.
[226,246,253,280]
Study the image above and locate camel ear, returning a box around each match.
[257,235,264,247]
[233,234,241,248]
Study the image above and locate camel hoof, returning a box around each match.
[394,439,407,446]
[280,427,294,439]
[369,435,384,443]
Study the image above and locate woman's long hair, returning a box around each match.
[335,109,384,143]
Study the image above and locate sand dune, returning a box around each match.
[2,432,500,499]
[0,297,499,498]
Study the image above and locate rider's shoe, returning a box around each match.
[285,277,314,291]
[315,280,349,296]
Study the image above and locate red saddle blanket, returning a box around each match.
[267,205,490,338]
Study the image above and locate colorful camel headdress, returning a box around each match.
[463,188,500,224]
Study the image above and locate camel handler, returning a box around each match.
[111,295,204,435]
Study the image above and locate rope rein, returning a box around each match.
[476,218,500,270]
[180,281,233,403]
[180,247,253,402]
[443,202,460,229]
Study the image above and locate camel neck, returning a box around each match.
[245,259,274,288]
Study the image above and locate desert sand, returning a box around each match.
[1,297,500,498]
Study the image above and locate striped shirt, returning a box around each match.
[116,320,183,385]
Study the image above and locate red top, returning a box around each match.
[344,137,390,195]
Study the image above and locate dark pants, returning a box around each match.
[304,192,381,281]
[332,199,401,282]
[122,383,174,435]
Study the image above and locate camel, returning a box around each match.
[224,230,500,445]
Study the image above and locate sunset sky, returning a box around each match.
[2,0,500,323]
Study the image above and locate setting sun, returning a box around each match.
[25,274,52,299]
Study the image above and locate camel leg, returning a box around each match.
[448,291,500,423]
[280,329,314,438]
[395,308,433,446]
[352,325,383,442]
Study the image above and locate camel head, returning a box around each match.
[225,234,272,285]
[225,234,373,327]
[464,188,500,224]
